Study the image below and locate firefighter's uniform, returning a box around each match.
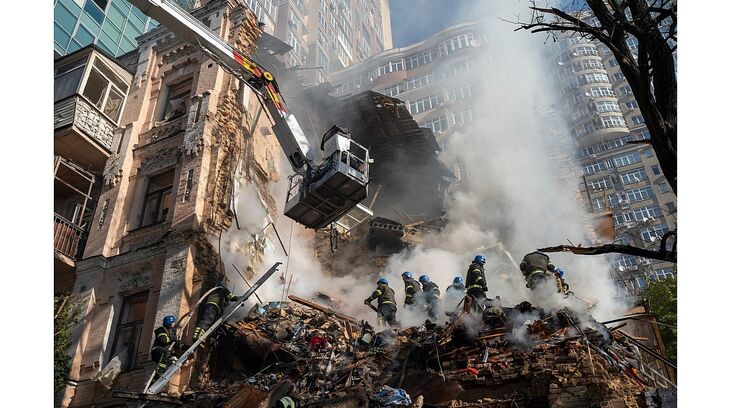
[365,283,398,327]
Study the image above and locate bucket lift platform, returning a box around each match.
[284,126,370,229]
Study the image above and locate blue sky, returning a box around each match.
[389,0,474,48]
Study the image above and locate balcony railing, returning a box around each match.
[54,95,115,151]
[54,214,86,260]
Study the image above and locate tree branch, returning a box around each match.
[538,243,676,263]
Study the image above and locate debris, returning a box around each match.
[375,385,412,406]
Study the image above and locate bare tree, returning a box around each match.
[517,0,677,193]
[515,0,677,264]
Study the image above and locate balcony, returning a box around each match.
[54,95,115,170]
[54,46,132,171]
[54,213,85,261]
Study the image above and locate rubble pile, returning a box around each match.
[180,299,656,407]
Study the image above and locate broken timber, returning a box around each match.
[287,294,360,324]
[135,262,282,406]
[112,391,183,405]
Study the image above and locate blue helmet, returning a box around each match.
[377,277,388,285]
[217,280,225,288]
[474,255,486,265]
[555,268,565,278]
[163,315,176,328]
[419,275,430,283]
[453,276,463,284]
[401,271,413,279]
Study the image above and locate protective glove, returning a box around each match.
[363,299,370,305]
[230,296,239,302]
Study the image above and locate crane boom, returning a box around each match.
[126,0,371,230]
[128,0,314,171]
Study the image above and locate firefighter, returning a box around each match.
[520,251,555,290]
[364,278,398,327]
[466,255,488,306]
[554,268,571,294]
[193,281,238,341]
[446,276,466,295]
[150,315,179,378]
[419,275,441,320]
[401,271,422,309]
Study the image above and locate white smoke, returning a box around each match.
[378,0,627,322]
[219,0,627,327]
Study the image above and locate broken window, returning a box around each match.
[140,170,175,227]
[161,78,193,122]
[110,291,148,371]
[80,59,128,122]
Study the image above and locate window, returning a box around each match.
[631,115,645,125]
[438,33,475,56]
[405,49,437,69]
[583,161,606,175]
[408,94,441,114]
[641,223,669,242]
[619,85,633,96]
[608,59,619,67]
[595,101,621,113]
[161,78,192,122]
[625,186,654,203]
[652,267,675,281]
[635,130,651,140]
[633,205,662,221]
[447,82,481,101]
[452,109,473,125]
[406,73,434,91]
[140,170,175,227]
[666,202,676,213]
[586,176,612,190]
[607,193,624,208]
[651,165,661,175]
[643,148,654,158]
[573,46,599,56]
[81,60,128,122]
[658,181,670,193]
[636,276,648,289]
[613,255,638,269]
[601,115,627,128]
[592,197,605,211]
[583,72,609,83]
[625,100,639,110]
[110,292,148,371]
[581,59,604,69]
[613,152,641,167]
[619,168,646,184]
[54,61,86,102]
[381,82,405,97]
[613,72,626,81]
[614,211,636,226]
[422,116,448,133]
[589,87,615,97]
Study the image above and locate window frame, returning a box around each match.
[139,170,175,228]
[109,291,148,371]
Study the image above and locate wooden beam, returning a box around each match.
[287,295,360,324]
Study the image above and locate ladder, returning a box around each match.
[135,262,282,405]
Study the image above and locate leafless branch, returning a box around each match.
[539,241,676,263]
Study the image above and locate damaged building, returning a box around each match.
[57,1,286,406]
[52,2,677,408]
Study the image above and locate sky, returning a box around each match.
[389,0,475,47]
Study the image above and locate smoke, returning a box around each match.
[218,0,627,327]
[377,0,627,321]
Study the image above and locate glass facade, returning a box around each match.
[54,0,163,57]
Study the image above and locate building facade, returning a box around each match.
[271,0,393,84]
[54,0,167,57]
[58,1,285,405]
[54,46,134,294]
[552,33,677,301]
[329,21,483,155]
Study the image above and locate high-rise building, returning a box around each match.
[272,0,393,84]
[329,21,483,151]
[329,18,676,303]
[53,0,166,57]
[552,33,677,301]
